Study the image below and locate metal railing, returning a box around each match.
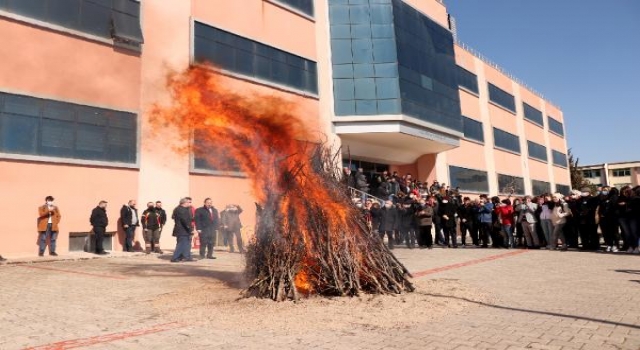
[348,186,385,204]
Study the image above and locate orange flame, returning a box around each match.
[151,65,361,294]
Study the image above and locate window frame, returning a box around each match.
[448,165,489,193]
[487,83,516,113]
[523,102,544,127]
[551,150,568,168]
[527,140,548,163]
[493,127,521,154]
[462,116,484,143]
[192,20,319,97]
[0,90,139,168]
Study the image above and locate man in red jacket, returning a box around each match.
[495,199,515,248]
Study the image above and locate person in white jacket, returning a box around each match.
[551,193,570,251]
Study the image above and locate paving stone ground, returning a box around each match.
[1,247,639,350]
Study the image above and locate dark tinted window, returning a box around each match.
[497,174,525,195]
[532,180,551,195]
[193,130,241,173]
[394,0,462,131]
[523,102,543,126]
[493,127,520,153]
[548,115,564,136]
[328,1,402,116]
[552,150,568,167]
[488,83,515,113]
[527,140,547,162]
[457,66,478,94]
[0,91,137,164]
[449,166,489,193]
[1,0,143,44]
[274,0,314,17]
[462,116,483,143]
[194,22,318,94]
[556,184,571,195]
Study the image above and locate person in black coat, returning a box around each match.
[598,187,619,252]
[378,200,399,250]
[120,200,139,252]
[90,201,109,255]
[171,198,196,262]
[439,197,458,248]
[457,197,477,246]
[576,190,600,250]
[195,198,220,259]
[398,199,417,248]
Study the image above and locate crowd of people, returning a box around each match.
[345,168,640,254]
[0,196,245,263]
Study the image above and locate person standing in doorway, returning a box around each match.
[120,200,139,252]
[171,197,196,262]
[37,196,61,257]
[90,201,109,255]
[195,198,220,259]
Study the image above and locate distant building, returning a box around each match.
[578,161,640,188]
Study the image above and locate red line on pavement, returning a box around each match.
[21,265,128,280]
[23,322,184,350]
[412,250,529,278]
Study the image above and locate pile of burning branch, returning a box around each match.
[245,147,414,301]
[151,65,413,301]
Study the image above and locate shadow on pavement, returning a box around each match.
[614,269,640,275]
[111,262,249,290]
[417,292,640,330]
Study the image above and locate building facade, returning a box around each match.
[0,0,569,257]
[579,162,640,189]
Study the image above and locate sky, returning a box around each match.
[445,0,640,166]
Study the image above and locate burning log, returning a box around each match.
[151,66,414,301]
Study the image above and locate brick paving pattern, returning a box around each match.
[1,248,638,349]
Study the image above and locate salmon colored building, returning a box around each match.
[0,0,569,258]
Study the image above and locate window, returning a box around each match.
[449,166,489,193]
[394,0,462,131]
[523,102,543,126]
[547,115,564,136]
[457,66,478,94]
[527,141,547,162]
[555,184,571,195]
[0,91,137,164]
[194,22,318,95]
[273,0,314,17]
[193,130,241,173]
[493,127,520,153]
[497,174,525,195]
[0,0,143,45]
[462,116,483,143]
[582,169,601,178]
[551,150,567,167]
[612,168,631,177]
[488,83,515,113]
[531,180,551,195]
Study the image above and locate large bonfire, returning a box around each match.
[152,66,413,301]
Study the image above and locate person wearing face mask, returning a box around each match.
[37,196,62,257]
[477,196,494,248]
[576,188,600,251]
[120,200,140,252]
[439,197,458,248]
[518,196,540,249]
[90,200,109,255]
[221,204,244,253]
[597,187,619,252]
[457,197,476,247]
[378,200,399,250]
[399,198,417,248]
[415,199,434,248]
[550,193,570,251]
[142,202,164,254]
